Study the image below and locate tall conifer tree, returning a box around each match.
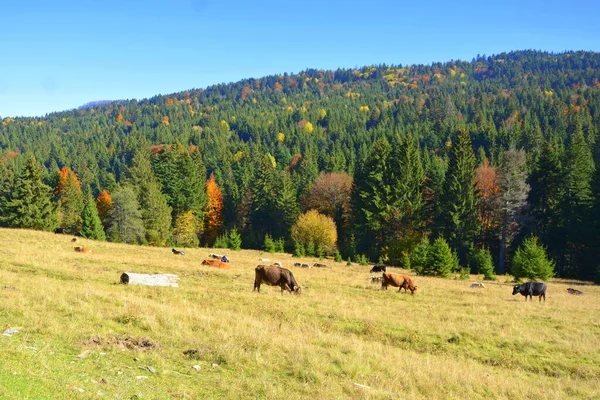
[438,129,480,263]
[3,155,57,231]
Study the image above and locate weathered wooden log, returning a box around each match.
[120,272,179,287]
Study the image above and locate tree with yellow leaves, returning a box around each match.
[291,210,337,254]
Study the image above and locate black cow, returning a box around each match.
[172,248,186,256]
[370,265,387,273]
[54,228,65,234]
[512,282,547,302]
[567,288,584,295]
[254,265,301,295]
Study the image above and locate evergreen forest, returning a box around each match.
[1,50,599,282]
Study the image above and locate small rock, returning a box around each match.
[77,388,85,393]
[77,350,90,359]
[136,376,148,380]
[117,371,123,375]
[147,366,157,374]
[99,352,106,356]
[212,363,219,368]
[2,328,19,337]
[192,365,201,371]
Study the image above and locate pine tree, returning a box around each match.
[228,228,242,250]
[3,155,57,231]
[80,192,106,241]
[438,129,480,263]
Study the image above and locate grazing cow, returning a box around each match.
[512,282,547,302]
[470,282,486,289]
[300,263,311,268]
[71,237,78,243]
[370,265,387,273]
[313,263,329,268]
[54,228,65,234]
[567,288,583,295]
[201,259,230,269]
[74,246,92,253]
[293,262,302,267]
[172,248,186,256]
[254,265,301,294]
[381,272,417,294]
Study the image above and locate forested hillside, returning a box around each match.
[1,50,599,281]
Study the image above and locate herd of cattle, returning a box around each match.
[60,229,586,299]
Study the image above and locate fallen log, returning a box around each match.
[120,272,179,287]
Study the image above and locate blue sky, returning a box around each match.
[1,0,598,117]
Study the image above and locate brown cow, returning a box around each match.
[201,259,230,269]
[74,246,92,253]
[381,272,417,294]
[254,265,301,295]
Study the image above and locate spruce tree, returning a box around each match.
[528,143,564,263]
[3,155,57,231]
[125,146,172,246]
[105,186,145,244]
[559,130,594,277]
[0,163,14,227]
[438,129,480,263]
[56,167,85,234]
[352,138,392,258]
[80,192,106,241]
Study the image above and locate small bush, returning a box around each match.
[334,250,342,262]
[306,241,315,257]
[358,254,369,266]
[275,238,285,253]
[468,247,496,280]
[428,238,454,277]
[346,256,352,266]
[410,239,430,275]
[213,234,229,249]
[264,234,276,253]
[294,241,305,257]
[228,228,242,250]
[511,236,555,281]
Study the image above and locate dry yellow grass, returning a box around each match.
[0,228,599,399]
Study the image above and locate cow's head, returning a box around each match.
[512,285,521,295]
[293,286,302,295]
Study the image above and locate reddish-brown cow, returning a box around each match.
[381,272,417,295]
[201,259,230,269]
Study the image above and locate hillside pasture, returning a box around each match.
[0,228,598,399]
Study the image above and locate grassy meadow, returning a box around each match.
[0,228,599,399]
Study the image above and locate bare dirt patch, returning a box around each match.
[83,335,159,350]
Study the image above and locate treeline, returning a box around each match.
[0,50,599,282]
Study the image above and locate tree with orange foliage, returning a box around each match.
[475,158,500,247]
[203,174,224,247]
[56,166,84,234]
[96,190,113,226]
